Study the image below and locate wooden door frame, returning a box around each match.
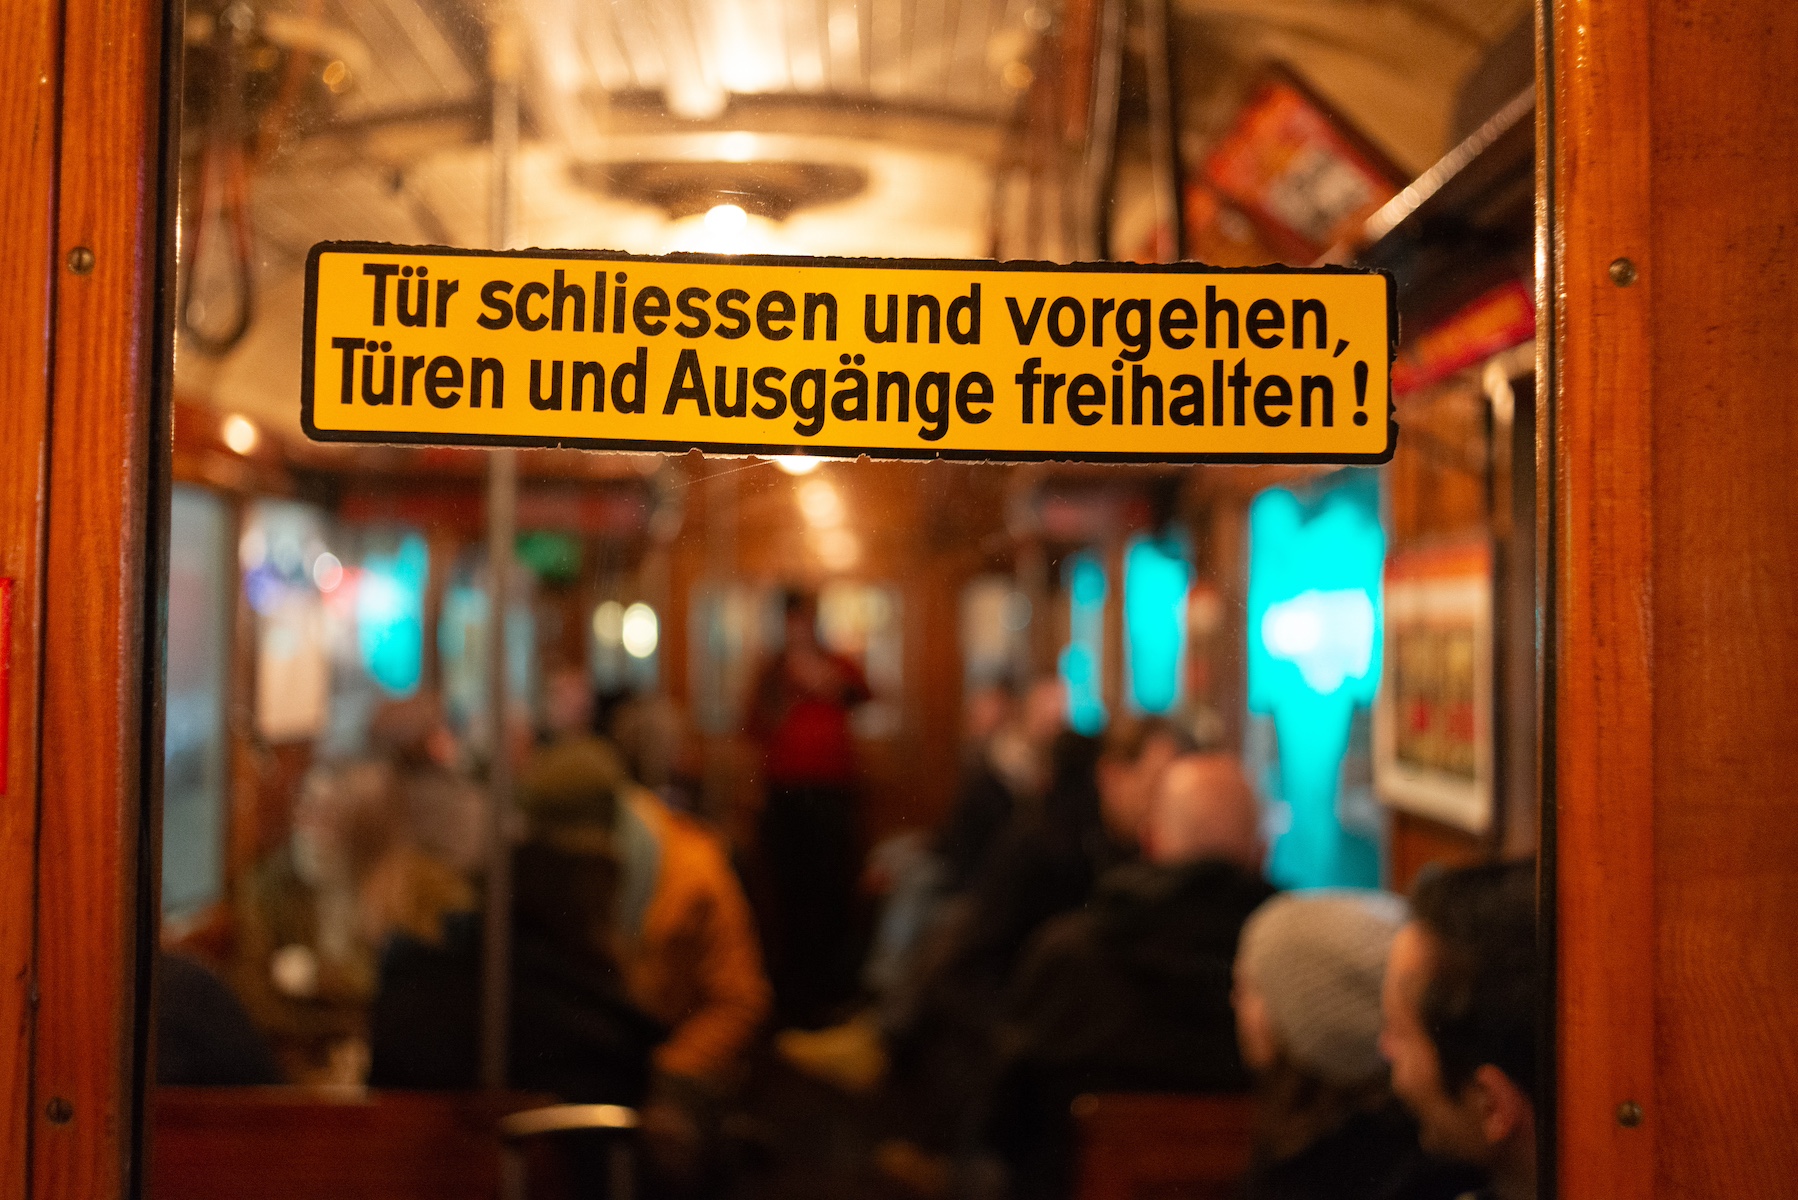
[0,0,175,1195]
[1538,2,1655,1194]
[6,0,1798,1196]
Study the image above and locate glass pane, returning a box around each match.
[155,3,1543,1198]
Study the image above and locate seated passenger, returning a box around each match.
[369,695,488,877]
[234,760,465,1084]
[1233,891,1482,1200]
[1093,714,1195,865]
[157,951,283,1087]
[985,753,1275,1199]
[369,822,664,1105]
[940,715,1194,997]
[934,677,1065,895]
[1380,862,1540,1200]
[523,669,773,1093]
[522,725,771,1193]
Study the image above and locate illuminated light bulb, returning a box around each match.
[704,203,749,238]
[774,455,821,475]
[621,603,659,659]
[222,413,260,456]
[311,552,344,593]
[718,132,757,163]
[593,600,625,647]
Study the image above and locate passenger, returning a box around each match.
[943,730,1108,984]
[156,951,283,1086]
[1381,862,1540,1200]
[234,759,458,1084]
[1094,714,1196,865]
[609,690,707,817]
[523,725,771,1188]
[1233,892,1482,1200]
[985,753,1274,1199]
[771,680,1060,1098]
[749,587,872,1027]
[368,818,663,1105]
[934,676,1065,895]
[944,720,1197,1026]
[369,695,488,877]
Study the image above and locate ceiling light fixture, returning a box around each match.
[222,413,260,456]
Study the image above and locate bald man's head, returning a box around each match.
[1144,753,1263,871]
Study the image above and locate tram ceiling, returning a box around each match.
[1169,0,1532,174]
[175,0,1526,474]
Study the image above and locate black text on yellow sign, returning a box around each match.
[302,243,1396,464]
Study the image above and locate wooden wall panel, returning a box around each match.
[31,0,168,1195]
[0,0,63,1192]
[1643,0,1798,1191]
[1551,0,1798,1192]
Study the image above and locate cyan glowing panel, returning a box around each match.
[1247,471,1384,888]
[1124,534,1192,714]
[1058,550,1108,734]
[357,533,428,695]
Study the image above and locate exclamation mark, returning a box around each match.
[1352,361,1369,426]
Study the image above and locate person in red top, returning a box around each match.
[751,588,872,1027]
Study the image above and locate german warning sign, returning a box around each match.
[302,243,1395,464]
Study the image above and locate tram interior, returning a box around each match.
[156,1,1543,1197]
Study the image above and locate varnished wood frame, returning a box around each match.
[12,0,176,1196]
[1542,0,1659,1193]
[0,0,64,1192]
[6,0,1795,1194]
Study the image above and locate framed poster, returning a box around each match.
[1374,541,1493,834]
[1202,67,1407,261]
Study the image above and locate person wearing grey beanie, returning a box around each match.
[1233,891,1483,1200]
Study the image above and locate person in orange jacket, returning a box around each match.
[522,670,771,1189]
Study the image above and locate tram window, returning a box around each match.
[960,574,1032,694]
[243,500,332,744]
[1123,531,1193,716]
[152,2,1545,1197]
[163,485,232,923]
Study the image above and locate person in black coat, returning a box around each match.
[369,838,665,1105]
[985,753,1276,1199]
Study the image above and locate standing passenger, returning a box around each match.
[1380,862,1540,1200]
[750,588,871,1027]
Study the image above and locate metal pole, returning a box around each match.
[480,13,521,1093]
[1142,0,1182,262]
[1080,0,1127,260]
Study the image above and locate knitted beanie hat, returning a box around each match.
[1238,889,1408,1086]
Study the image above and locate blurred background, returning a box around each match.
[157,2,1541,1197]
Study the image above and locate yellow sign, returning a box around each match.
[302,243,1395,464]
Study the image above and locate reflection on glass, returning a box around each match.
[164,486,232,921]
